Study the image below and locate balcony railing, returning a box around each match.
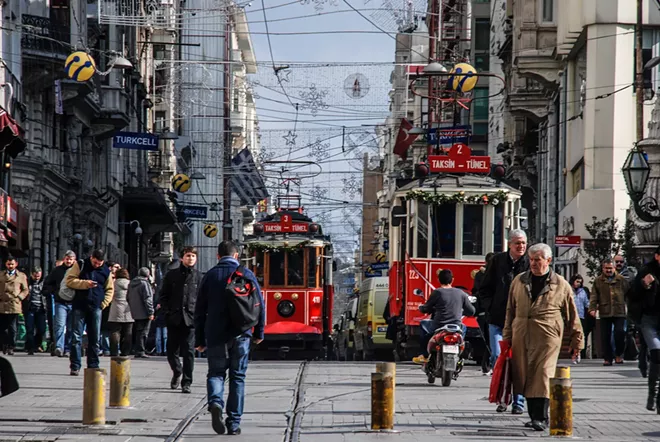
[148,151,163,174]
[21,15,70,57]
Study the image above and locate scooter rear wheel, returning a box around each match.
[427,373,436,384]
[441,370,452,387]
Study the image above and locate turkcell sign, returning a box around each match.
[113,132,159,151]
[427,126,471,144]
[181,205,208,219]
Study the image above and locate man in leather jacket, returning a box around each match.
[159,246,202,393]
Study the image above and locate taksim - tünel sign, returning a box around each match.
[113,132,160,151]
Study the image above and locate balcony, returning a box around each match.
[91,86,130,138]
[21,15,69,60]
[148,151,164,177]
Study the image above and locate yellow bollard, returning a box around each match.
[371,371,394,431]
[376,362,396,413]
[550,365,572,437]
[109,357,130,408]
[82,368,106,425]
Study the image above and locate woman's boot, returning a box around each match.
[647,362,660,411]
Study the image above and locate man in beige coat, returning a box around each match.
[0,256,29,355]
[503,243,584,431]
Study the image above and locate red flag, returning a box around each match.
[393,118,419,159]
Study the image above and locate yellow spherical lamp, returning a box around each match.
[64,51,97,82]
[203,224,218,238]
[447,62,478,93]
[375,252,386,263]
[171,173,192,193]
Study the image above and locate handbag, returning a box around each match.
[489,340,513,405]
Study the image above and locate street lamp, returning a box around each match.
[622,147,660,222]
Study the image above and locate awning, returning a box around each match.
[123,186,180,232]
[0,107,26,159]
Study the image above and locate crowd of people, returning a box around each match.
[0,241,265,436]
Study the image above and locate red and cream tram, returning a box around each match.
[245,208,334,359]
[387,174,524,360]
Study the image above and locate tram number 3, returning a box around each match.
[408,270,420,280]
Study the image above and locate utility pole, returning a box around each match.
[222,1,233,240]
[636,0,644,143]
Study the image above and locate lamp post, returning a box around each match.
[622,147,660,222]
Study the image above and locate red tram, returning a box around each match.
[245,204,334,359]
[387,174,524,361]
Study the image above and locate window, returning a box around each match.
[307,248,317,288]
[494,205,504,253]
[375,291,388,319]
[432,204,456,258]
[571,160,584,199]
[152,44,167,60]
[254,250,264,286]
[473,88,489,121]
[475,53,490,73]
[475,19,490,52]
[417,203,429,258]
[463,205,484,255]
[269,251,285,285]
[288,249,305,286]
[541,0,553,22]
[154,111,166,132]
[473,123,488,136]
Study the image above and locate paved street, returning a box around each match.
[0,354,658,441]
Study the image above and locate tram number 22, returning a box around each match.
[408,270,420,280]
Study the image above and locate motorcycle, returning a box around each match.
[424,323,465,386]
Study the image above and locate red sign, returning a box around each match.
[555,235,581,247]
[263,222,309,233]
[428,143,490,173]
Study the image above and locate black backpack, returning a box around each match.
[226,266,261,334]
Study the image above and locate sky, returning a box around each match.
[241,0,423,259]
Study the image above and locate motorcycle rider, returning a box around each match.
[413,269,475,364]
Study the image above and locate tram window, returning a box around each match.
[417,203,429,258]
[307,248,318,288]
[431,204,456,258]
[463,205,484,255]
[494,205,504,253]
[288,249,305,286]
[254,251,265,286]
[269,251,285,286]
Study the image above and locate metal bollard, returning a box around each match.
[82,368,106,425]
[371,371,394,430]
[376,362,396,413]
[550,365,572,437]
[109,356,131,408]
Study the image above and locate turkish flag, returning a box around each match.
[393,118,419,159]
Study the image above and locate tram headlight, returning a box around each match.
[277,300,295,318]
[291,293,299,301]
[273,292,282,300]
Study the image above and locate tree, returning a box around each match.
[579,217,638,279]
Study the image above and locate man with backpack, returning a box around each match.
[194,240,265,436]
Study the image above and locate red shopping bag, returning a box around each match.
[488,340,513,405]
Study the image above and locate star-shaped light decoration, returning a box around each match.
[283,130,297,147]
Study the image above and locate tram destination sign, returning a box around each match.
[428,143,490,174]
[262,222,309,233]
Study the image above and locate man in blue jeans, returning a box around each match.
[479,229,529,414]
[43,251,77,357]
[195,240,265,436]
[65,249,114,376]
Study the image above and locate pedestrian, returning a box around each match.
[194,241,264,435]
[99,261,120,357]
[154,302,167,356]
[25,267,47,355]
[127,267,154,358]
[108,268,133,356]
[42,251,76,357]
[630,246,660,412]
[65,249,114,376]
[478,229,529,414]
[0,256,29,356]
[502,243,583,431]
[569,274,592,361]
[474,252,495,373]
[159,246,202,393]
[589,258,629,366]
[44,260,62,355]
[615,254,637,283]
